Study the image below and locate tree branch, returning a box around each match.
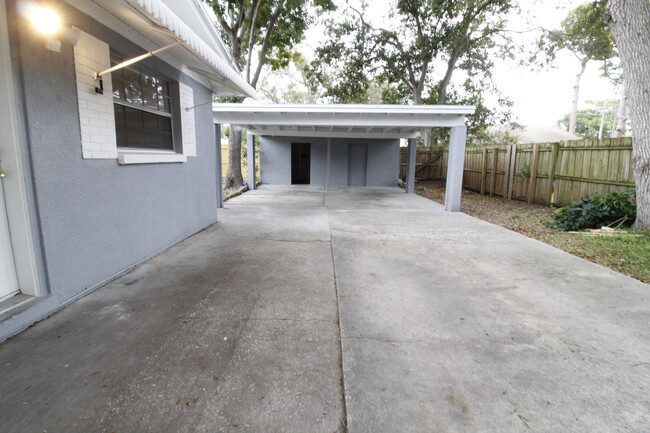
[245,0,263,83]
[251,2,284,88]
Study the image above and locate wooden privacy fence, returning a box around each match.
[221,139,260,179]
[400,137,635,206]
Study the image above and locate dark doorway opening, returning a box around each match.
[348,143,368,186]
[291,142,311,184]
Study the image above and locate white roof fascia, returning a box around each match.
[214,103,475,115]
[213,104,473,130]
[215,113,467,128]
[213,104,474,138]
[130,0,257,98]
[194,1,241,72]
[65,0,257,99]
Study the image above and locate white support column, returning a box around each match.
[215,124,223,208]
[444,124,467,212]
[326,138,331,192]
[405,137,417,193]
[247,131,255,190]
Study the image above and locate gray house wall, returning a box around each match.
[1,2,218,339]
[260,136,399,187]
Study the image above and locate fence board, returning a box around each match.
[402,137,635,206]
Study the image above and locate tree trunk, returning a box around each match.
[606,0,650,228]
[598,111,605,140]
[613,80,627,137]
[224,125,244,189]
[569,58,589,136]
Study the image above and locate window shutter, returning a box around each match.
[179,82,196,157]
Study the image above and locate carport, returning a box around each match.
[213,104,475,211]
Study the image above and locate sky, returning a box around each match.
[294,0,618,127]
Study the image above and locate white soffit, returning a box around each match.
[213,104,476,139]
[65,0,258,99]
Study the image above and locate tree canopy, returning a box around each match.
[208,0,335,90]
[557,99,619,139]
[308,0,516,142]
[536,1,617,135]
[205,0,335,188]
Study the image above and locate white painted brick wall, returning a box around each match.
[179,82,196,157]
[73,29,117,159]
[74,29,197,163]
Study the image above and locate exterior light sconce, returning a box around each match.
[28,4,60,35]
[19,1,80,52]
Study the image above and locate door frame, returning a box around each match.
[0,1,42,298]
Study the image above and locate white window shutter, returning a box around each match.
[179,82,196,157]
[73,29,117,159]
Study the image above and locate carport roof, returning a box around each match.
[213,104,475,139]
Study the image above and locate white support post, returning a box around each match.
[326,138,331,192]
[215,124,223,208]
[444,124,467,212]
[247,131,255,190]
[405,137,417,193]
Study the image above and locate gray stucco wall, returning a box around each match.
[260,137,399,187]
[2,2,218,337]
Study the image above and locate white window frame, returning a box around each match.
[73,29,197,165]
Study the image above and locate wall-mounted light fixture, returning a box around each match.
[28,4,60,35]
[18,1,79,52]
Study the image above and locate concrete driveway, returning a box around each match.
[1,185,649,432]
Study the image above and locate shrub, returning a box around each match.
[550,189,636,231]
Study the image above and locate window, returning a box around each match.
[111,55,174,151]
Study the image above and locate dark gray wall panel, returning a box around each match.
[260,136,292,184]
[260,136,399,187]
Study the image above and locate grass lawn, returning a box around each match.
[415,180,650,284]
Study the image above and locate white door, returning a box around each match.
[0,172,19,301]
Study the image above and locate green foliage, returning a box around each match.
[258,54,321,103]
[556,99,623,138]
[309,0,516,138]
[470,125,521,147]
[535,1,616,70]
[204,0,336,88]
[550,189,636,231]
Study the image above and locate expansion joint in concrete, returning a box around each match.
[247,317,338,325]
[235,235,331,243]
[327,208,348,433]
[343,335,443,345]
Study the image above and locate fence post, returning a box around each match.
[480,148,488,195]
[527,144,541,204]
[490,149,497,196]
[507,144,517,200]
[503,145,512,198]
[547,142,559,205]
